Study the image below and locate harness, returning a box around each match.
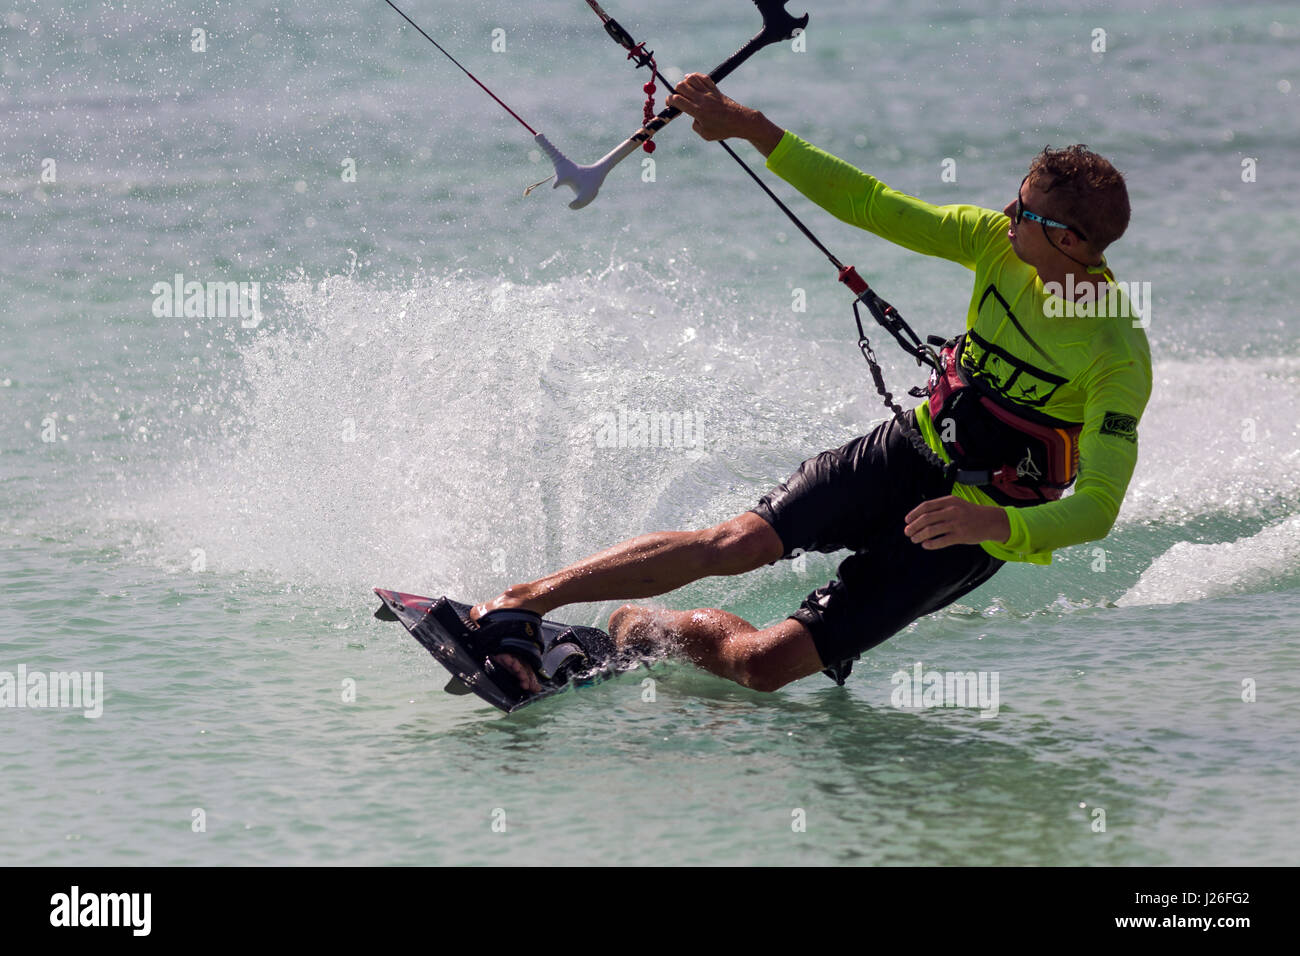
[840,268,1080,507]
[924,334,1081,504]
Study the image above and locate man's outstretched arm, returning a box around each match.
[667,73,1005,270]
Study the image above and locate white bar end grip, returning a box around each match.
[533,132,640,210]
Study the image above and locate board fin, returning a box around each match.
[443,676,474,695]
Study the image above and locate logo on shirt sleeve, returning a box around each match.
[1100,412,1138,443]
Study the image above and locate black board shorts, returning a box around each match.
[749,410,1004,679]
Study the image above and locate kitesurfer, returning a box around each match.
[470,73,1151,695]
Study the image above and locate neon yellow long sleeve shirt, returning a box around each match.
[766,131,1152,564]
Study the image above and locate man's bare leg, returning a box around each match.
[472,512,782,619]
[607,604,824,692]
[470,512,786,692]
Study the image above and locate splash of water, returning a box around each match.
[124,264,1300,615]
[135,264,841,609]
[1119,516,1300,606]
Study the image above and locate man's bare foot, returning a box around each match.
[469,597,543,694]
[489,653,542,694]
[470,586,547,622]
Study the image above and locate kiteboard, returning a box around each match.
[373,588,636,713]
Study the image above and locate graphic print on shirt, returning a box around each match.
[963,285,1069,411]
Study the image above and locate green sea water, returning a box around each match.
[2,0,1298,865]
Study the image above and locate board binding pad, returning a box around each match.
[373,588,626,713]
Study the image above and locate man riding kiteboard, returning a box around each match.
[469,73,1152,695]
